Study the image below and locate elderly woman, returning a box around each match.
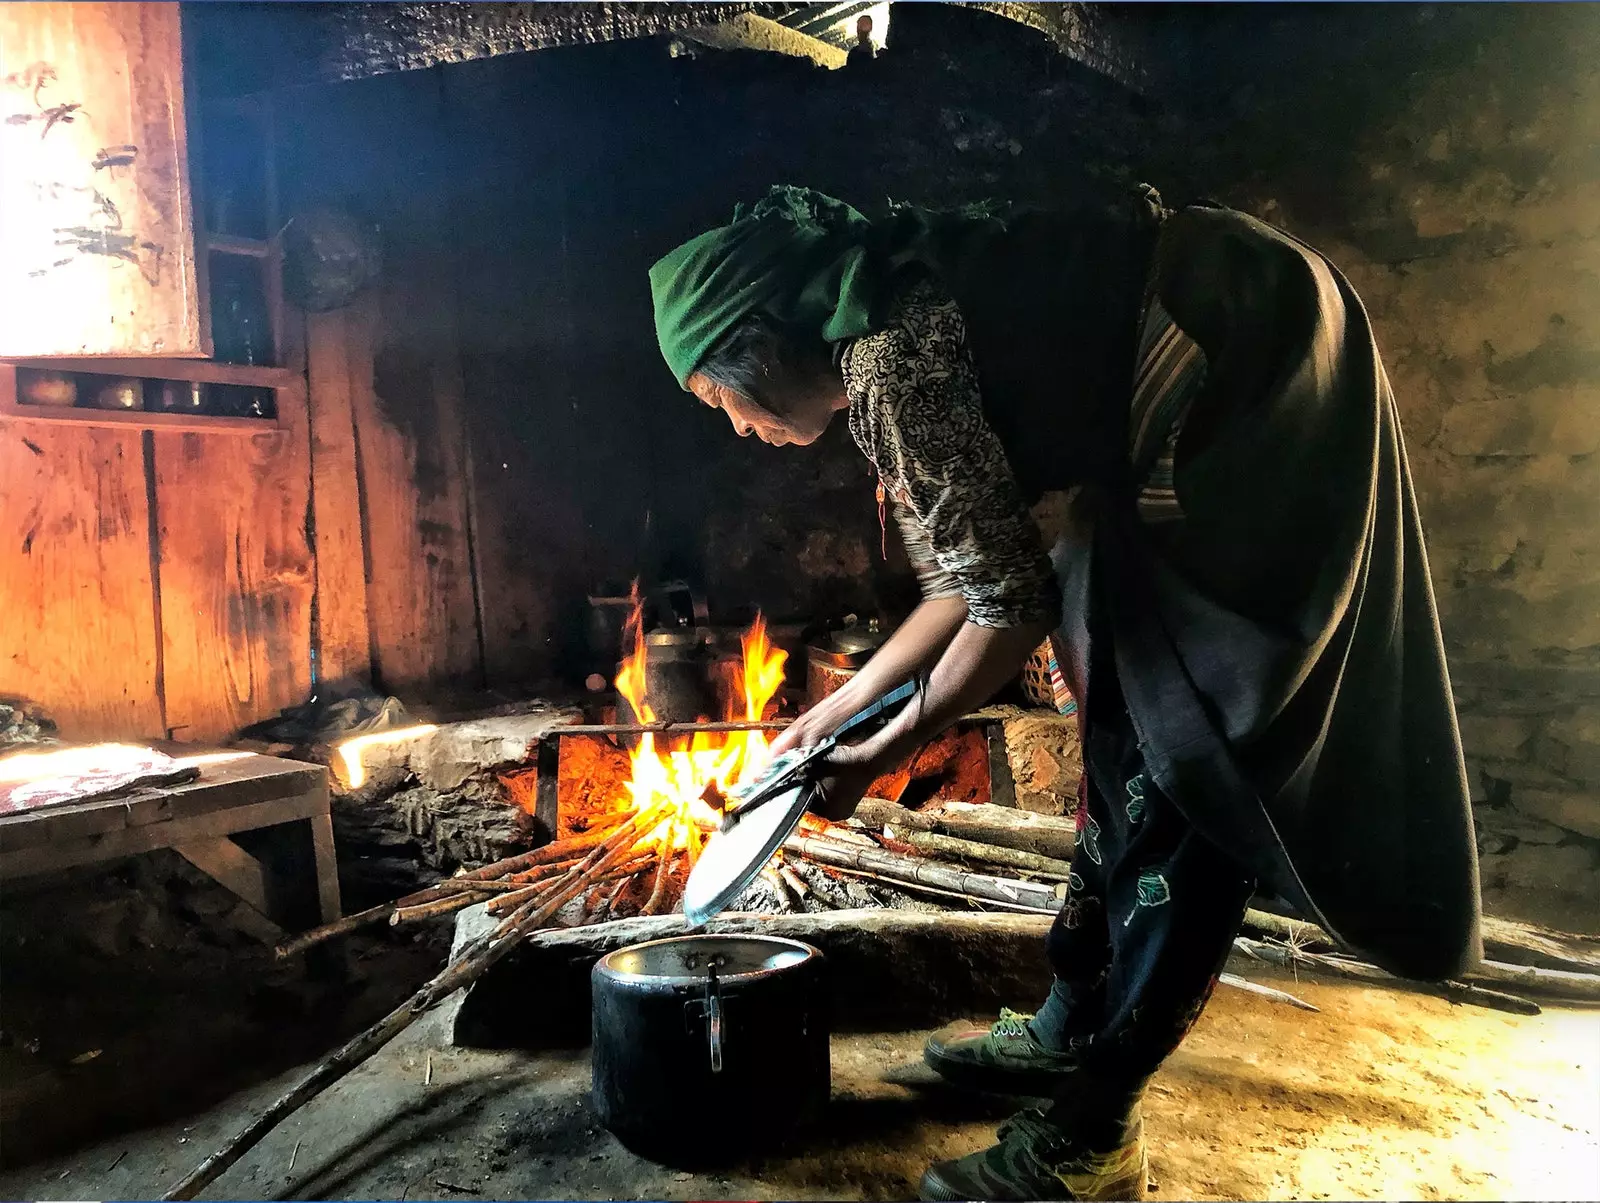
[648,186,1480,1201]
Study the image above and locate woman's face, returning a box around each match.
[687,372,837,447]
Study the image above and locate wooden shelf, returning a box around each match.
[0,400,282,436]
[2,358,296,388]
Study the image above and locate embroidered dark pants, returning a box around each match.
[1029,664,1256,1099]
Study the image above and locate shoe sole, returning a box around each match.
[922,1044,1076,1098]
[918,1150,1150,1202]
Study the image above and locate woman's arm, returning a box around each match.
[811,280,1063,816]
[812,617,1048,817]
[769,594,967,756]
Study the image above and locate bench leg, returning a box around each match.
[174,836,287,943]
[309,811,343,925]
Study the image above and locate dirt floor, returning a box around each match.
[1,964,1594,1203]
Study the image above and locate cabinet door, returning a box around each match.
[0,2,205,357]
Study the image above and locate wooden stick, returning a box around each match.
[275,823,637,958]
[1480,913,1600,974]
[160,805,671,1203]
[492,808,667,931]
[391,886,515,926]
[1247,904,1600,990]
[778,864,811,900]
[274,889,451,958]
[819,862,1057,914]
[1217,972,1320,1012]
[785,833,1062,911]
[1466,958,1600,1001]
[539,719,790,737]
[494,824,661,937]
[1233,938,1541,1016]
[641,846,677,916]
[506,856,583,884]
[855,799,1078,861]
[890,828,1074,880]
[591,875,634,924]
[1243,907,1333,948]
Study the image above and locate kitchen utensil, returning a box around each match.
[682,679,917,926]
[17,370,77,408]
[151,379,206,412]
[591,933,828,1162]
[615,627,715,732]
[805,622,885,705]
[90,377,143,410]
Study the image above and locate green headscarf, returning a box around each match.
[649,185,1017,389]
[648,183,1171,390]
[649,187,878,389]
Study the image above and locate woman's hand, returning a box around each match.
[808,740,896,821]
[770,598,968,759]
[768,699,848,758]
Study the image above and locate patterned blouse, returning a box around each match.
[841,275,1206,629]
[842,278,1062,629]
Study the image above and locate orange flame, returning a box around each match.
[614,601,787,853]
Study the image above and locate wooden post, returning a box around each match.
[535,737,560,845]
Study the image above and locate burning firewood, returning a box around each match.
[641,846,679,916]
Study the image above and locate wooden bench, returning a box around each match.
[0,753,340,932]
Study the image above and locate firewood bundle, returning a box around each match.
[275,804,691,959]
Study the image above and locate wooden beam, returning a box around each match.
[305,305,374,685]
[175,835,273,914]
[685,13,849,67]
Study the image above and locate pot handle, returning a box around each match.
[705,966,724,1074]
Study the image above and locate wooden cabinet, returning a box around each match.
[1,5,294,435]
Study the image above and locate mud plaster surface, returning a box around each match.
[2,965,1594,1203]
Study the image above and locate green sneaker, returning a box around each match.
[919,1108,1149,1202]
[924,1008,1079,1096]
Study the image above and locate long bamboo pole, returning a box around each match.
[161,805,668,1202]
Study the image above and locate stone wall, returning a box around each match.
[1156,4,1600,926]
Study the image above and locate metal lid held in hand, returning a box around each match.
[681,680,918,927]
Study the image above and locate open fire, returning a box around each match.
[614,602,788,860]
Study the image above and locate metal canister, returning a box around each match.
[616,627,715,730]
[805,626,884,706]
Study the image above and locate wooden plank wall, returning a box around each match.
[150,321,315,742]
[304,308,373,687]
[344,272,482,694]
[0,371,165,740]
[0,368,316,743]
[2,267,513,741]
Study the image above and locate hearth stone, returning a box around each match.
[441,905,1055,1050]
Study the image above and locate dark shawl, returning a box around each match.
[1050,204,1481,982]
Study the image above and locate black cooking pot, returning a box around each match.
[591,934,829,1164]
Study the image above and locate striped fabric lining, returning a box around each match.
[1129,297,1207,524]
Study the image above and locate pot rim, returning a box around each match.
[594,933,821,988]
